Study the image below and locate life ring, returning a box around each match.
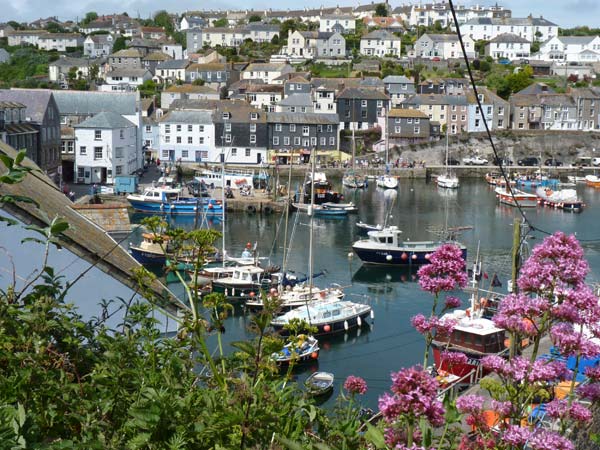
[263,205,274,215]
[246,205,257,214]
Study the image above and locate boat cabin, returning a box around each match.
[229,266,265,284]
[367,226,403,246]
[435,310,505,355]
[139,186,183,202]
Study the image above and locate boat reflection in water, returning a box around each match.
[352,265,420,285]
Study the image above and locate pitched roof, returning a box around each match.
[160,110,213,124]
[245,84,284,93]
[423,33,460,42]
[187,63,231,71]
[277,93,312,107]
[267,112,339,125]
[0,89,54,123]
[50,56,92,67]
[244,62,291,72]
[51,90,138,116]
[143,52,172,62]
[107,68,150,78]
[388,108,429,118]
[557,36,598,45]
[489,33,530,44]
[383,75,413,84]
[402,94,468,106]
[337,87,389,100]
[74,111,134,129]
[362,30,401,41]
[110,48,142,58]
[165,84,219,94]
[515,82,556,95]
[156,59,190,70]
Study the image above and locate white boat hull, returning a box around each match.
[376,175,398,189]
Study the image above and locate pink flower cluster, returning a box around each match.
[493,293,546,336]
[480,355,568,383]
[343,375,367,395]
[440,351,468,367]
[378,366,444,427]
[455,394,485,415]
[411,314,457,337]
[518,232,588,293]
[545,399,592,423]
[444,295,462,309]
[417,244,468,295]
[551,323,600,359]
[501,426,574,450]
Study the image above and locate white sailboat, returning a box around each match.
[376,108,399,190]
[436,126,459,189]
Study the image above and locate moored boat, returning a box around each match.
[436,173,459,189]
[485,172,515,187]
[431,308,507,379]
[356,221,383,234]
[376,174,398,189]
[535,187,584,213]
[585,174,600,187]
[129,233,172,265]
[271,296,373,336]
[246,285,345,312]
[352,226,467,265]
[211,265,272,300]
[304,371,334,397]
[342,170,366,189]
[127,186,224,215]
[272,335,320,366]
[494,186,538,208]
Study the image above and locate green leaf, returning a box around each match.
[14,151,25,165]
[276,435,304,450]
[0,216,18,226]
[50,219,69,235]
[0,194,39,206]
[20,237,45,245]
[0,154,13,169]
[16,404,25,428]
[364,423,387,449]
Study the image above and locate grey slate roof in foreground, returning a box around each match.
[277,93,313,107]
[74,111,135,129]
[0,89,53,123]
[51,90,138,116]
[267,112,339,124]
[160,110,213,124]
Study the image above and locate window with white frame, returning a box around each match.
[273,136,280,145]
[275,123,282,131]
[310,137,317,146]
[329,137,335,146]
[199,125,204,132]
[182,150,189,158]
[94,130,101,140]
[176,125,181,132]
[225,123,231,132]
[165,124,170,133]
[294,137,300,145]
[115,165,122,175]
[361,100,367,107]
[320,137,326,146]
[225,134,231,143]
[165,136,170,143]
[250,134,256,144]
[115,147,123,158]
[250,123,256,132]
[188,124,193,132]
[79,146,86,155]
[231,148,237,156]
[395,126,401,133]
[284,136,290,145]
[176,136,182,143]
[290,124,296,132]
[302,126,309,136]
[199,137,204,144]
[245,148,251,157]
[188,137,193,144]
[94,146,102,160]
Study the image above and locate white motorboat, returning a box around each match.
[494,186,538,208]
[376,174,398,189]
[436,173,459,189]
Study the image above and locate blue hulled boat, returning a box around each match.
[127,186,224,216]
[352,226,467,265]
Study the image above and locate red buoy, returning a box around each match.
[324,324,331,332]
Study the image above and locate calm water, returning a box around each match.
[132,178,600,409]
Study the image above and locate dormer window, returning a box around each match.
[250,112,258,120]
[222,112,230,119]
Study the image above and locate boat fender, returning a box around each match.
[264,205,274,215]
[247,205,257,214]
[412,254,417,260]
[357,316,362,326]
[160,203,164,210]
[193,206,198,211]
[232,288,236,297]
[344,320,349,331]
[225,288,229,296]
[324,324,331,332]
[170,204,175,209]
[465,308,471,318]
[370,310,374,320]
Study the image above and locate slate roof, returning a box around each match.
[388,108,429,118]
[143,52,172,61]
[50,56,92,67]
[110,48,142,58]
[267,112,339,124]
[277,94,313,107]
[160,110,213,124]
[424,33,460,42]
[362,30,401,41]
[515,83,556,95]
[0,48,11,62]
[107,68,150,78]
[463,16,557,27]
[337,87,389,100]
[402,94,469,106]
[557,36,598,46]
[74,111,135,129]
[245,62,291,72]
[489,33,530,44]
[165,84,219,94]
[0,89,54,123]
[383,75,414,84]
[51,90,138,116]
[156,59,190,70]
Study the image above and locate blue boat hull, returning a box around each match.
[353,245,467,265]
[129,247,166,265]
[128,199,224,216]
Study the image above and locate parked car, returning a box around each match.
[492,156,513,166]
[517,157,539,166]
[447,158,460,166]
[544,158,563,167]
[462,155,488,165]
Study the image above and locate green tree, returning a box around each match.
[81,11,98,25]
[153,10,174,33]
[280,19,307,41]
[137,79,159,98]
[375,3,388,17]
[248,15,262,23]
[45,22,65,33]
[112,36,128,53]
[7,20,24,30]
[506,65,534,94]
[474,39,488,57]
[213,18,228,28]
[531,41,541,53]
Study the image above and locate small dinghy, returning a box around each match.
[304,371,334,397]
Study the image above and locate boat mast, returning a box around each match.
[281,157,294,284]
[445,123,449,173]
[385,107,389,168]
[351,97,356,172]
[221,149,226,268]
[308,148,316,293]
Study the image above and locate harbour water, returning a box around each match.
[129,177,600,409]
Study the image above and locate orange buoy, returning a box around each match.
[324,324,331,332]
[311,352,318,359]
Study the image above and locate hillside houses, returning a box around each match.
[415,33,475,59]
